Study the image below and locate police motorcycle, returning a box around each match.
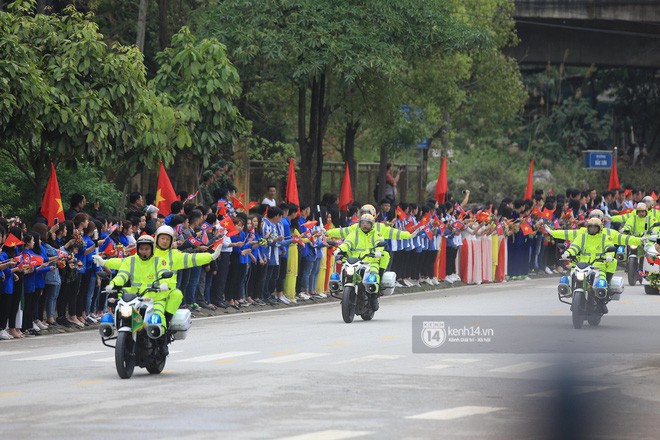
[617,224,659,286]
[329,242,396,323]
[557,246,623,329]
[641,231,660,295]
[618,241,642,286]
[99,272,191,379]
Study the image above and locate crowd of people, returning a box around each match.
[0,157,658,342]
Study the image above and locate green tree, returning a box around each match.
[193,0,488,203]
[0,0,179,206]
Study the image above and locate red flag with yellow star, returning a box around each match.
[41,163,65,226]
[156,160,177,216]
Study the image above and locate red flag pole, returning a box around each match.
[285,158,300,207]
[338,162,354,211]
[434,156,448,204]
[524,158,534,200]
[608,148,620,191]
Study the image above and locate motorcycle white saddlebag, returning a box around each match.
[381,271,396,296]
[609,276,624,300]
[171,308,192,339]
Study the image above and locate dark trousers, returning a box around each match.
[446,246,458,276]
[276,257,287,292]
[76,271,92,316]
[22,292,36,331]
[248,263,266,300]
[2,293,21,329]
[36,287,46,322]
[59,276,80,318]
[263,264,279,299]
[211,252,231,305]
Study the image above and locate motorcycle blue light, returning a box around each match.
[559,276,569,284]
[148,314,162,325]
[101,313,114,324]
[330,272,340,281]
[366,273,377,283]
[617,246,625,255]
[595,279,607,288]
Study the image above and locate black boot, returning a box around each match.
[164,312,173,328]
[370,294,379,311]
[599,302,608,315]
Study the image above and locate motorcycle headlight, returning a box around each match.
[630,245,638,250]
[344,266,355,276]
[575,271,586,281]
[119,305,132,318]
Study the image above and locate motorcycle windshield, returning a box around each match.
[347,257,360,265]
[576,262,589,270]
[122,293,138,302]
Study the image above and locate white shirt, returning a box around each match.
[261,197,277,207]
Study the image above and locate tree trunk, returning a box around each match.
[136,0,149,53]
[377,144,388,204]
[157,0,170,50]
[298,85,314,205]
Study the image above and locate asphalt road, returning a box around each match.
[2,273,660,440]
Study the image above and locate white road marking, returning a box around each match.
[178,351,258,362]
[255,352,330,364]
[490,362,552,373]
[0,351,29,357]
[527,386,613,397]
[277,430,371,440]
[426,364,451,370]
[443,358,480,364]
[581,364,630,376]
[406,406,505,420]
[13,351,102,361]
[612,367,660,377]
[334,355,404,364]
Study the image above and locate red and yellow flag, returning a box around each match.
[41,163,65,226]
[156,161,177,216]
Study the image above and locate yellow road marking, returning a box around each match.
[76,380,103,386]
[0,392,20,397]
[214,359,239,364]
[620,300,633,305]
[162,370,176,374]
[272,349,299,355]
[327,342,351,347]
[380,335,400,340]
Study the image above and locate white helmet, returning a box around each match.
[636,202,648,212]
[155,225,174,249]
[136,235,155,260]
[588,209,604,221]
[642,196,654,206]
[360,204,377,217]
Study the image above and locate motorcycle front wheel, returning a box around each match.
[627,258,638,286]
[587,314,602,327]
[115,332,136,379]
[571,292,584,329]
[341,287,355,323]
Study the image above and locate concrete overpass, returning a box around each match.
[509,1,660,67]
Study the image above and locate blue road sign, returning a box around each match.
[583,150,612,169]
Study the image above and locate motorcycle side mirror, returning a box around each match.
[160,271,174,279]
[653,222,660,228]
[605,246,617,253]
[376,241,386,248]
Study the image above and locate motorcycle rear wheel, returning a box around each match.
[627,259,638,286]
[115,332,136,379]
[572,292,584,329]
[341,287,355,323]
[147,356,167,374]
[361,309,375,321]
